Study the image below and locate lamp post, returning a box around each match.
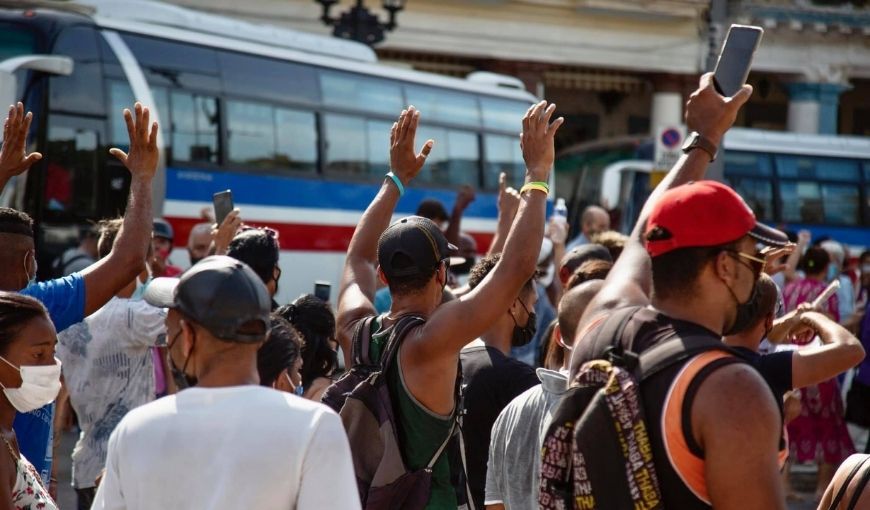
[314,0,407,45]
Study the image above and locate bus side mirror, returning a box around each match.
[0,55,74,111]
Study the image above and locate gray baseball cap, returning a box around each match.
[143,255,271,343]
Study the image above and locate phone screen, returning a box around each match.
[314,281,331,302]
[713,25,763,97]
[213,190,234,226]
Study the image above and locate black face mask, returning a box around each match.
[510,299,537,347]
[167,329,198,389]
[189,256,204,266]
[723,279,761,336]
[451,257,476,276]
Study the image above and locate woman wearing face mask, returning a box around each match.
[256,315,304,395]
[0,292,59,509]
[783,247,856,501]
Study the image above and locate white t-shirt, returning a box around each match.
[57,296,166,488]
[91,385,360,510]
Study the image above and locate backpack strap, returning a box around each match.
[637,333,738,381]
[378,314,426,372]
[349,316,377,367]
[828,456,870,510]
[846,457,870,510]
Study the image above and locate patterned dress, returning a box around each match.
[783,278,856,464]
[4,437,58,510]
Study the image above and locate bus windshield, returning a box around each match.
[0,23,36,60]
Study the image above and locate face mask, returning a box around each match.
[537,263,555,288]
[167,330,197,390]
[826,264,838,283]
[510,299,537,347]
[0,356,62,413]
[189,256,204,266]
[723,279,761,336]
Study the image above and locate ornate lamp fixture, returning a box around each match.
[314,0,407,45]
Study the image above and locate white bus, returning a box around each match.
[555,128,870,252]
[0,0,539,304]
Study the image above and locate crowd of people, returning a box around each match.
[0,70,867,510]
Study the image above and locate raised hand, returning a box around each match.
[520,100,563,183]
[109,102,158,181]
[685,73,752,146]
[212,208,242,256]
[0,102,42,181]
[389,105,434,185]
[762,244,796,276]
[455,185,476,212]
[547,217,570,246]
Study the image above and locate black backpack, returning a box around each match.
[539,307,741,510]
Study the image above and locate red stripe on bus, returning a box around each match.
[165,217,494,253]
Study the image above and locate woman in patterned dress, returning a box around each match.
[0,292,59,510]
[784,247,856,500]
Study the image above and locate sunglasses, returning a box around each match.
[725,249,765,278]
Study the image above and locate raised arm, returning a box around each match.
[80,103,157,316]
[444,185,475,247]
[0,102,42,192]
[418,101,562,353]
[790,311,865,389]
[336,106,434,354]
[486,172,520,256]
[576,74,753,326]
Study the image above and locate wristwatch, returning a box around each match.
[682,131,718,162]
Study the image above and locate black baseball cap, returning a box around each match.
[153,218,174,241]
[143,255,271,343]
[378,216,458,279]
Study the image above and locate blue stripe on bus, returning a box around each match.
[165,167,500,217]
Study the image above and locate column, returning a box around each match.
[786,82,849,135]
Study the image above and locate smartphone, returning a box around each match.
[811,279,840,309]
[713,24,763,97]
[213,190,234,226]
[314,281,331,302]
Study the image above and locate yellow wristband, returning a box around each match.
[520,182,549,195]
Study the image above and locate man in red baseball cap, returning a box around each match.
[568,73,790,510]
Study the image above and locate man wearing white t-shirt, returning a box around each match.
[91,256,360,510]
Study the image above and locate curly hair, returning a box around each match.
[467,253,534,294]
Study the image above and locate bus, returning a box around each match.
[0,0,539,304]
[555,128,870,252]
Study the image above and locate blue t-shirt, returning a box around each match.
[16,273,86,483]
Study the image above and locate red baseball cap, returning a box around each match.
[644,180,788,258]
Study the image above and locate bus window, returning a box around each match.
[776,155,859,182]
[109,81,135,149]
[484,134,524,190]
[366,119,393,178]
[780,182,824,224]
[821,184,860,225]
[481,98,528,132]
[723,151,773,176]
[121,33,219,76]
[725,177,774,222]
[171,92,219,164]
[411,126,479,188]
[227,100,274,168]
[219,51,319,106]
[275,108,317,173]
[49,26,105,116]
[323,114,367,178]
[320,71,403,116]
[405,85,480,128]
[0,23,35,60]
[42,117,102,220]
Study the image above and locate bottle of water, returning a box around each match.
[553,198,568,225]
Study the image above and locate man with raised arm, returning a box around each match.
[568,74,790,510]
[338,102,562,508]
[0,102,157,488]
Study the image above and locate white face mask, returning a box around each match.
[0,356,62,413]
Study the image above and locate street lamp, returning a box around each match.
[314,0,407,45]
